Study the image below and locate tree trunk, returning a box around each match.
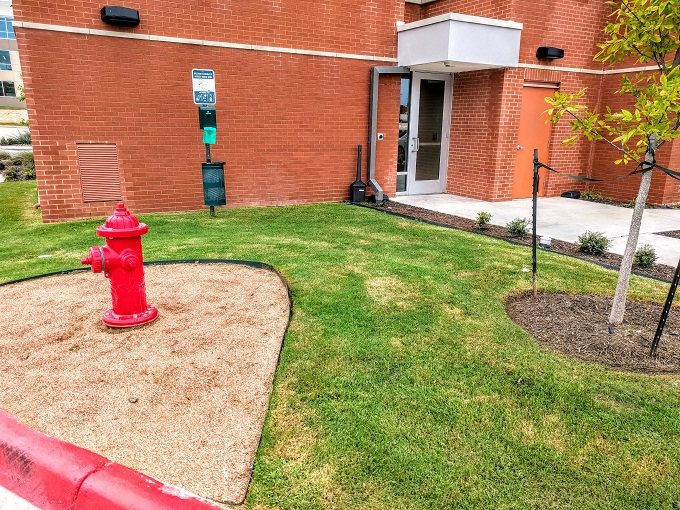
[608,135,657,328]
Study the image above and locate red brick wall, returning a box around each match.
[513,0,610,70]
[421,0,608,69]
[447,66,602,201]
[660,140,680,205]
[404,3,422,23]
[446,70,504,199]
[14,1,402,59]
[19,30,400,221]
[431,0,680,205]
[446,68,523,201]
[422,0,512,20]
[15,0,404,221]
[585,71,679,206]
[15,0,680,221]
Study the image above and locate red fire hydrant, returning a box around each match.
[81,203,158,328]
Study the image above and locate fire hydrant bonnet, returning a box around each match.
[96,203,149,238]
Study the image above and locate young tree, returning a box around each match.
[546,0,680,330]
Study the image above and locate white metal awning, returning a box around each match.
[397,13,523,73]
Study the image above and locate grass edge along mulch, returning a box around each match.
[506,291,680,374]
[361,200,676,282]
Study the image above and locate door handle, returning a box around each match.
[412,137,420,152]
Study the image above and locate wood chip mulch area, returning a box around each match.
[0,263,291,506]
[362,201,676,282]
[506,292,680,374]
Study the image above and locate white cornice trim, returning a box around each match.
[602,64,659,74]
[13,21,398,63]
[397,12,523,31]
[519,62,659,75]
[12,21,660,75]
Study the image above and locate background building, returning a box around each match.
[0,0,23,109]
[11,0,680,222]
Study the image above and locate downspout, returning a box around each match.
[367,66,410,201]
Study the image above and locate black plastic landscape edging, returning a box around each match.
[2,259,275,285]
[352,202,673,284]
[0,258,293,507]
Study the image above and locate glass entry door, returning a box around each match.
[406,72,452,195]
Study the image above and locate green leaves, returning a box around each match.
[596,0,680,70]
[546,1,680,165]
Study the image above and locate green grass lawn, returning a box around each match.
[2,181,679,509]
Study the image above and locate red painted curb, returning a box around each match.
[74,463,222,510]
[0,410,223,509]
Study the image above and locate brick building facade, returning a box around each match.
[12,0,680,222]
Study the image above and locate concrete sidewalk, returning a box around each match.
[393,194,680,267]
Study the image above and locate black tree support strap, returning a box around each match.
[538,158,680,184]
[537,160,655,183]
[653,162,680,181]
[536,160,604,182]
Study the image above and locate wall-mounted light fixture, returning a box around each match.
[100,6,141,27]
[536,47,565,60]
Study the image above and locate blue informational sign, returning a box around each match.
[192,69,216,105]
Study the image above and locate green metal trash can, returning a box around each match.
[201,162,226,206]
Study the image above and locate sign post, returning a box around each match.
[192,69,225,217]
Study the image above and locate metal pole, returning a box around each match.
[356,144,363,181]
[650,258,680,356]
[205,143,215,218]
[532,149,539,297]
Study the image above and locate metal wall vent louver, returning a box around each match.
[77,143,122,203]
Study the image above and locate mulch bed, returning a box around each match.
[362,200,676,282]
[0,263,291,505]
[506,292,680,374]
[656,230,680,240]
[580,196,680,210]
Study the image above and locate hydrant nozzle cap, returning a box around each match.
[82,246,103,273]
[96,202,148,238]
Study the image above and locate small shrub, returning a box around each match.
[22,164,35,180]
[14,151,34,168]
[581,191,603,202]
[506,218,530,237]
[633,244,657,268]
[2,165,23,181]
[1,151,35,181]
[0,150,11,160]
[577,231,610,255]
[0,131,31,145]
[476,211,492,229]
